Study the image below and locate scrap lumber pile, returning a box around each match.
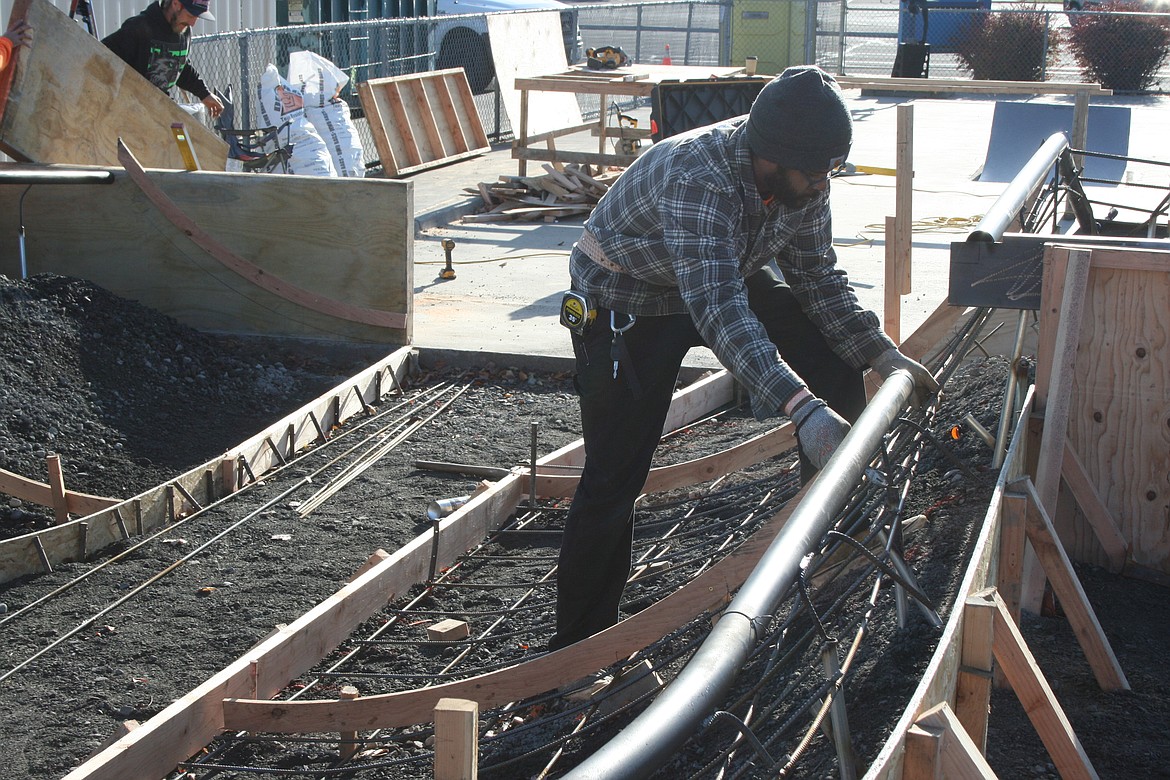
[462,163,623,222]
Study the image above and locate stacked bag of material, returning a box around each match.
[257,51,365,177]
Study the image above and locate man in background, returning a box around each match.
[103,0,223,119]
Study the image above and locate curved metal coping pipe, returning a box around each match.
[967,131,1069,244]
[564,370,917,780]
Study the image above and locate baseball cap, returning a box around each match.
[178,0,215,21]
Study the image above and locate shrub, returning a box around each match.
[1067,0,1170,91]
[952,5,1062,81]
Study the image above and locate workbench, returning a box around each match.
[512,64,748,175]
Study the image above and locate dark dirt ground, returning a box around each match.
[0,273,1167,779]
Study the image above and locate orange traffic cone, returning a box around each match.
[663,44,672,66]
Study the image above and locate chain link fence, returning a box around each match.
[170,0,1169,174]
[812,2,1170,90]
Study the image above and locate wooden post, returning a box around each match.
[970,589,1100,780]
[955,590,996,751]
[435,697,478,780]
[884,215,901,343]
[339,685,360,760]
[1025,247,1092,614]
[996,490,1029,654]
[1064,90,1090,220]
[896,103,914,295]
[45,453,69,524]
[518,86,530,177]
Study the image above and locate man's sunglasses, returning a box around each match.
[801,164,848,185]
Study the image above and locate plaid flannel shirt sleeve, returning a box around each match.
[778,200,897,369]
[662,172,808,419]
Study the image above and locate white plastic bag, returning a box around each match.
[287,51,365,178]
[257,64,336,177]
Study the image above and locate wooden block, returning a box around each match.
[910,702,998,779]
[904,722,945,779]
[434,698,478,780]
[596,659,662,718]
[427,618,470,642]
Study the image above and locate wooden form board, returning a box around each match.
[1039,244,1170,573]
[0,164,413,343]
[0,0,228,170]
[486,11,581,137]
[358,69,490,177]
[63,369,738,780]
[0,347,415,585]
[865,385,1034,778]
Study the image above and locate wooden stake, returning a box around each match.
[976,589,1100,780]
[45,453,69,524]
[220,457,238,496]
[955,590,996,751]
[884,215,901,343]
[904,702,997,779]
[435,698,478,780]
[339,685,360,760]
[895,103,914,295]
[996,493,1029,638]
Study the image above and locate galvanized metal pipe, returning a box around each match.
[967,131,1069,244]
[563,370,917,780]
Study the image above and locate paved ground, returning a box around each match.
[402,90,1170,368]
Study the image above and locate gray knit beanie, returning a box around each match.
[746,66,852,171]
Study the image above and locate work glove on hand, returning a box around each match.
[790,397,851,472]
[871,347,940,405]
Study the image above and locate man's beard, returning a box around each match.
[760,169,818,210]
[164,4,190,33]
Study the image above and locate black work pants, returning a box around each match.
[550,268,867,650]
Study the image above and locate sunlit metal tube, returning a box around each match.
[563,370,916,780]
[967,132,1068,243]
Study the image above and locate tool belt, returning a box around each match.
[576,230,626,275]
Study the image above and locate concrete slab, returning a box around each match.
[404,91,1170,369]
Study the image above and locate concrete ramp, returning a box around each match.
[978,101,1130,183]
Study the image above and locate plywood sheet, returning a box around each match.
[486,10,582,137]
[358,68,489,177]
[0,165,413,343]
[1046,245,1170,573]
[0,0,228,170]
